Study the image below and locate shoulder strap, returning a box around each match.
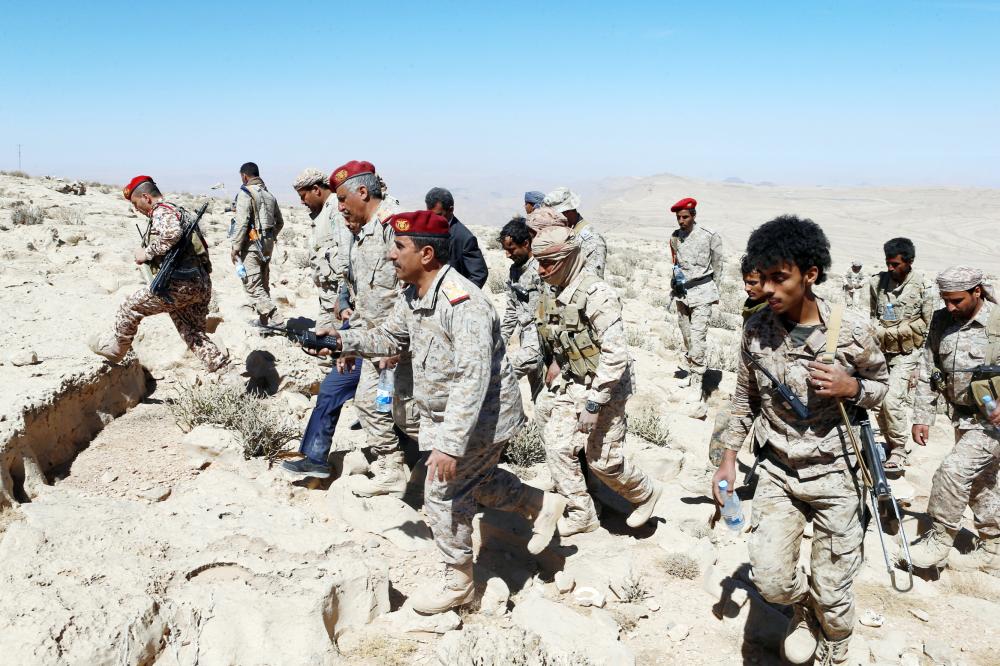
[241,185,260,224]
[821,303,844,364]
[986,304,1000,365]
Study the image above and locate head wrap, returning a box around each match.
[292,168,327,190]
[670,197,697,213]
[123,175,154,200]
[543,187,581,213]
[937,265,997,302]
[526,207,567,235]
[388,210,450,237]
[533,226,584,287]
[524,191,545,206]
[851,259,863,268]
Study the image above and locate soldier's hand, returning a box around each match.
[577,410,599,434]
[230,248,239,264]
[340,308,354,322]
[545,360,561,386]
[303,328,341,358]
[988,403,1000,427]
[426,449,457,483]
[133,247,148,265]
[908,369,920,391]
[912,424,930,446]
[379,355,400,371]
[807,361,859,399]
[712,451,738,506]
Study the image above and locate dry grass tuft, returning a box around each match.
[627,405,670,446]
[504,420,546,468]
[660,552,701,580]
[11,204,44,226]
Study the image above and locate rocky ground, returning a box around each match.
[0,172,997,665]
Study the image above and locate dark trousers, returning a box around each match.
[299,325,362,464]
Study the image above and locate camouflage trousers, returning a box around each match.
[316,288,339,329]
[113,277,228,372]
[928,428,1000,540]
[676,301,710,375]
[509,326,545,401]
[240,240,276,316]
[876,351,919,455]
[749,460,864,641]
[844,289,862,309]
[424,437,538,565]
[353,358,420,456]
[544,383,653,520]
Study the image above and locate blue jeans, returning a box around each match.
[299,325,362,465]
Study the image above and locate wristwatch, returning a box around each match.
[585,400,602,414]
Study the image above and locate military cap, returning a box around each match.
[670,197,697,213]
[389,210,450,237]
[123,175,154,200]
[330,160,376,190]
[544,187,581,213]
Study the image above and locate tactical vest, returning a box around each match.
[145,203,211,278]
[537,275,602,380]
[875,272,927,353]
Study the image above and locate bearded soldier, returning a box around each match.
[232,162,285,326]
[499,217,545,400]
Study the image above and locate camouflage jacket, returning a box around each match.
[914,299,996,430]
[670,223,724,307]
[343,197,401,330]
[724,297,889,478]
[574,218,607,278]
[340,266,525,456]
[843,269,867,291]
[142,202,208,277]
[868,269,935,354]
[310,195,353,290]
[232,178,284,249]
[501,257,542,344]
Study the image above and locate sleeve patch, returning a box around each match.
[441,281,470,305]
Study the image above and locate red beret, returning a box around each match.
[330,160,376,190]
[670,197,697,213]
[123,175,154,200]
[389,210,450,237]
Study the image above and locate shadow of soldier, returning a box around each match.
[710,562,787,665]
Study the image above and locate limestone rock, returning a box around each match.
[870,630,906,664]
[511,596,634,665]
[378,606,461,635]
[555,570,576,594]
[138,484,171,502]
[480,577,510,617]
[634,445,685,483]
[573,586,606,608]
[181,424,243,467]
[8,350,39,367]
[668,623,690,642]
[325,481,433,551]
[923,639,957,665]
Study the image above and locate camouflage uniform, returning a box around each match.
[113,203,228,371]
[540,271,655,523]
[913,299,1000,541]
[843,269,867,309]
[340,267,532,565]
[573,218,607,278]
[233,177,284,317]
[869,269,935,459]
[670,223,723,378]
[501,257,545,400]
[724,297,889,641]
[310,195,353,328]
[342,197,419,450]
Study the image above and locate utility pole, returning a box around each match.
[17,144,22,171]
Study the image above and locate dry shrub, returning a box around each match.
[350,635,418,666]
[54,207,85,225]
[706,338,740,373]
[661,552,701,579]
[486,234,503,251]
[607,256,635,280]
[627,405,670,446]
[11,204,43,225]
[439,625,596,666]
[1,170,29,178]
[625,327,648,350]
[504,419,546,468]
[487,271,507,294]
[167,382,298,465]
[608,275,626,289]
[612,570,648,602]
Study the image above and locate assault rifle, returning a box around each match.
[257,323,342,353]
[931,365,1000,393]
[135,223,154,284]
[741,351,810,420]
[149,203,209,300]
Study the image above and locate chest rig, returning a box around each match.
[537,275,602,380]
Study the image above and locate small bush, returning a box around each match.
[167,382,298,465]
[607,257,635,280]
[661,552,701,580]
[486,235,503,251]
[54,207,85,225]
[608,275,626,289]
[1,170,29,179]
[487,271,507,294]
[627,405,670,446]
[504,419,546,468]
[625,327,648,350]
[349,635,418,666]
[612,571,649,602]
[11,204,43,225]
[439,625,596,666]
[622,285,639,300]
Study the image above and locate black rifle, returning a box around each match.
[149,203,209,300]
[742,351,810,420]
[257,323,342,353]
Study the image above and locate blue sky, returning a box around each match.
[1,1,998,200]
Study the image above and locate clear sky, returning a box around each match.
[1,1,998,201]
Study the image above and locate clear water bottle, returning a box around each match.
[375,367,394,413]
[980,394,998,431]
[719,480,745,532]
[672,264,687,285]
[883,302,897,321]
[235,260,247,280]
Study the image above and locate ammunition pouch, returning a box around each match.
[537,276,603,381]
[969,371,1000,410]
[878,319,924,355]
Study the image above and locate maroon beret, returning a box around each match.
[123,175,154,200]
[670,197,697,213]
[330,160,376,189]
[389,210,450,237]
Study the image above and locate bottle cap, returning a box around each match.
[718,480,728,490]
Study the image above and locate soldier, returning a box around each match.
[524,190,545,215]
[908,266,1000,574]
[499,217,545,400]
[332,160,418,497]
[713,215,888,665]
[869,238,935,474]
[314,210,566,613]
[843,260,866,309]
[543,187,607,277]
[232,162,285,326]
[89,175,229,372]
[669,197,723,396]
[292,168,354,328]
[424,187,488,288]
[533,226,663,537]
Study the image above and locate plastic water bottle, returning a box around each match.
[235,260,247,279]
[672,264,687,285]
[980,395,998,432]
[375,367,394,413]
[719,480,744,532]
[883,303,897,321]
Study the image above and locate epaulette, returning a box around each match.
[441,280,470,306]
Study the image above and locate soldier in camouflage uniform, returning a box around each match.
[868,238,935,473]
[232,162,285,326]
[843,260,867,309]
[669,197,724,397]
[908,266,1000,574]
[332,161,419,497]
[499,217,545,400]
[90,175,229,372]
[533,226,663,537]
[544,187,607,278]
[714,215,888,665]
[319,211,566,614]
[292,168,354,329]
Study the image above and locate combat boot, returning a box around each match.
[526,491,568,555]
[410,561,475,615]
[348,451,407,498]
[908,527,953,569]
[626,482,663,528]
[949,537,1000,575]
[781,602,819,664]
[815,635,851,665]
[88,333,127,364]
[557,508,601,537]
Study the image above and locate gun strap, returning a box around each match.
[821,303,844,364]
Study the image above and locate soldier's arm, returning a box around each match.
[523,273,541,328]
[844,319,890,409]
[437,304,494,458]
[723,331,758,451]
[585,283,628,404]
[145,207,184,258]
[232,191,250,248]
[593,232,607,278]
[710,231,723,280]
[911,279,935,338]
[332,216,353,276]
[272,200,285,236]
[868,277,878,320]
[500,282,518,344]
[339,297,410,357]
[912,325,939,426]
